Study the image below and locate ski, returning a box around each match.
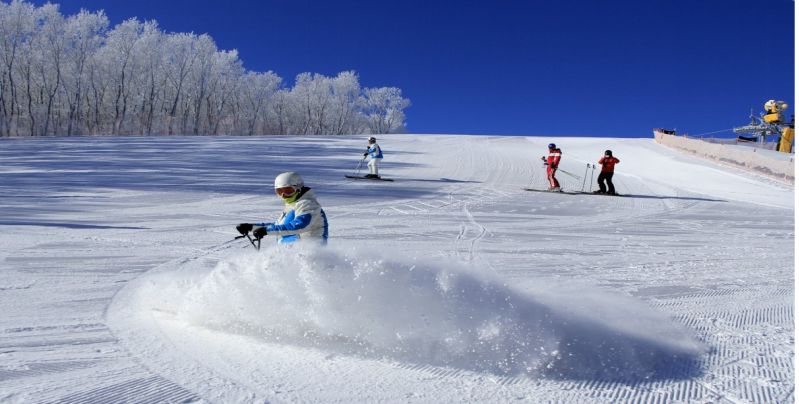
[345,175,394,182]
[590,192,623,197]
[523,188,623,196]
[524,188,580,195]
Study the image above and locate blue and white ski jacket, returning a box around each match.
[367,143,383,159]
[257,188,328,244]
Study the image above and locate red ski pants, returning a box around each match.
[547,166,560,188]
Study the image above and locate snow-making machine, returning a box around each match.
[733,99,794,153]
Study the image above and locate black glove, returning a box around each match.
[236,223,253,235]
[252,226,267,239]
[363,152,368,157]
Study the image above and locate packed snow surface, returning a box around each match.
[0,135,794,403]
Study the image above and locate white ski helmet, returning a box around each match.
[368,136,376,143]
[274,171,304,192]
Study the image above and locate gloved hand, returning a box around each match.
[252,226,267,239]
[236,223,253,235]
[551,165,558,170]
[363,152,368,157]
[543,163,549,166]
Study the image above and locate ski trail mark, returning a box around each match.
[454,203,488,262]
[56,375,200,404]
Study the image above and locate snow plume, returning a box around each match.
[162,243,707,380]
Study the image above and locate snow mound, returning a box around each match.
[158,243,707,380]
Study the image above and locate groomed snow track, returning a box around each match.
[0,135,793,403]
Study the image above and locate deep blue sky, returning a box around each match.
[43,0,794,137]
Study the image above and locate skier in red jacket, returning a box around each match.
[596,150,620,195]
[541,143,562,191]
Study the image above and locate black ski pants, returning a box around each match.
[597,172,615,194]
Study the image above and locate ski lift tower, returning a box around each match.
[733,100,795,152]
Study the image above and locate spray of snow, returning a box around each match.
[147,242,707,380]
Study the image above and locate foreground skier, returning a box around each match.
[236,171,328,245]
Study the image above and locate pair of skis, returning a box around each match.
[346,157,394,181]
[345,175,394,182]
[523,188,623,196]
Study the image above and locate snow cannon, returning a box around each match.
[734,99,794,152]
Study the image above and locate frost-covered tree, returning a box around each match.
[102,18,146,135]
[363,87,410,134]
[0,0,410,136]
[0,0,36,135]
[239,71,281,135]
[36,3,66,136]
[62,9,107,136]
[132,20,163,135]
[328,71,362,135]
[162,32,198,135]
[204,49,243,135]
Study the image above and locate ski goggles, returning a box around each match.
[275,186,297,198]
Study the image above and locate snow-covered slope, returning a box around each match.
[0,135,793,403]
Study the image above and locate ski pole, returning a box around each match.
[355,157,366,176]
[581,163,589,192]
[589,164,596,192]
[557,168,582,180]
[234,233,260,250]
[251,233,261,251]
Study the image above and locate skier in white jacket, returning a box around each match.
[236,172,328,245]
[363,137,384,178]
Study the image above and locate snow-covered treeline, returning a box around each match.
[0,1,410,136]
